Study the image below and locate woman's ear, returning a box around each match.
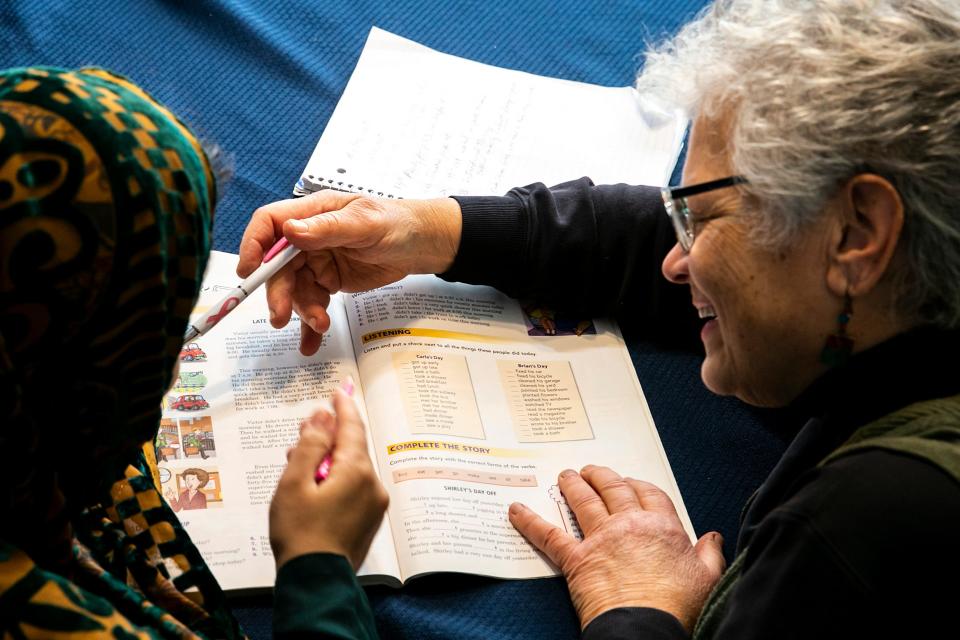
[825,174,904,296]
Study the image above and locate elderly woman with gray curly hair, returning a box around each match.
[238,0,960,637]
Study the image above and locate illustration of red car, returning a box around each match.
[170,395,210,411]
[179,343,207,362]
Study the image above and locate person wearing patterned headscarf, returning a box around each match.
[0,67,387,639]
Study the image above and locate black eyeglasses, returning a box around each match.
[661,176,747,251]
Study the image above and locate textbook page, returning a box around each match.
[346,275,692,581]
[296,27,685,199]
[157,251,400,590]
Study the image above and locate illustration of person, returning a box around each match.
[182,431,209,459]
[523,303,595,336]
[522,304,556,335]
[155,431,169,462]
[167,468,210,511]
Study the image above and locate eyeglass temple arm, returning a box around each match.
[669,175,747,199]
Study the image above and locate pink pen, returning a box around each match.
[315,378,355,482]
[183,237,301,342]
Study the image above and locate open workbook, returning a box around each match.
[159,252,692,590]
[155,27,690,590]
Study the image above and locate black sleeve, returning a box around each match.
[440,178,700,346]
[582,608,688,640]
[711,450,960,638]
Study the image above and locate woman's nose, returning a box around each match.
[661,242,690,284]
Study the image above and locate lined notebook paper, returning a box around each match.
[295,27,685,199]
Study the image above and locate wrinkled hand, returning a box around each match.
[269,387,389,570]
[238,191,461,355]
[509,465,725,632]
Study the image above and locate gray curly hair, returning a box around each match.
[636,0,960,328]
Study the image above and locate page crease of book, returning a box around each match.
[295,27,686,198]
[171,252,694,591]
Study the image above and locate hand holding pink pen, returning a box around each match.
[269,376,387,571]
[184,238,300,342]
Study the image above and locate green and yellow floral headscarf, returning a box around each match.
[0,67,243,639]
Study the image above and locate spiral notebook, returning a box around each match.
[295,27,686,199]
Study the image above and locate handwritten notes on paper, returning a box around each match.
[298,28,686,199]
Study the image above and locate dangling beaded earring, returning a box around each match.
[820,292,854,366]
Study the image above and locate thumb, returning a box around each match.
[694,531,726,578]
[284,412,336,484]
[283,206,375,251]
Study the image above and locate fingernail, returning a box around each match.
[713,532,724,544]
[308,316,320,333]
[509,502,526,515]
[342,376,355,396]
[288,219,307,233]
[559,469,577,479]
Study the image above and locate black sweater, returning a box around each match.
[445,178,960,639]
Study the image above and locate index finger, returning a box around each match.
[238,191,361,277]
[237,206,281,277]
[284,412,336,486]
[508,502,578,570]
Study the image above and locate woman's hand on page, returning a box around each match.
[269,386,389,571]
[238,191,462,355]
[509,466,725,632]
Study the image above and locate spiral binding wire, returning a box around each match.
[299,174,400,199]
